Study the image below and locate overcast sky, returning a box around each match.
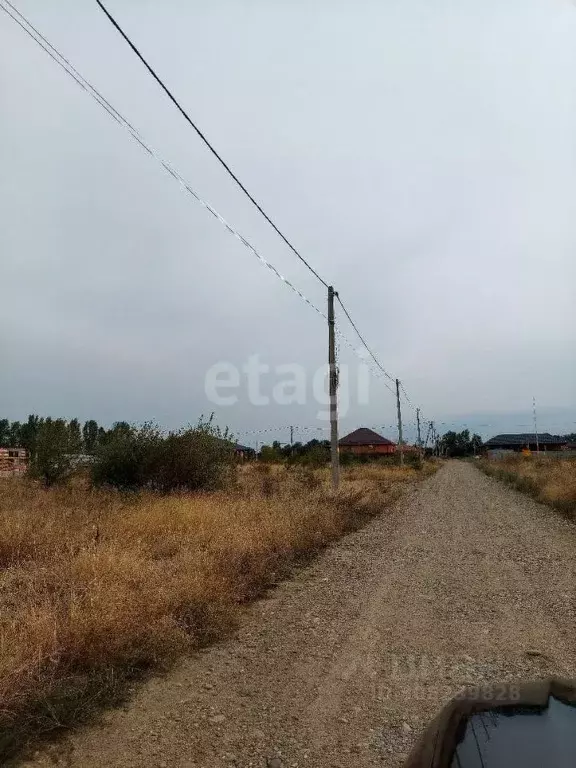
[1,0,575,444]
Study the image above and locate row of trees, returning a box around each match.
[258,439,423,467]
[1,415,234,489]
[436,430,483,458]
[0,416,136,457]
[260,439,331,466]
[260,432,485,463]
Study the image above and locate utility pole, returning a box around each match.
[416,407,422,456]
[328,286,340,490]
[429,421,436,456]
[290,425,294,447]
[396,378,404,466]
[533,397,540,455]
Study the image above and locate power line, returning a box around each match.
[2,0,140,135]
[336,295,396,383]
[91,0,419,409]
[94,0,408,409]
[1,2,139,135]
[4,0,428,423]
[398,380,424,420]
[2,0,394,403]
[0,1,327,323]
[399,381,413,407]
[333,322,396,396]
[95,0,408,406]
[94,0,329,289]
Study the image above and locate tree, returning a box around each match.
[439,430,483,457]
[259,444,284,463]
[0,419,9,447]
[91,422,148,491]
[32,418,74,486]
[301,441,330,467]
[19,414,42,460]
[82,420,99,454]
[470,433,483,456]
[97,426,109,446]
[8,421,21,448]
[109,421,132,440]
[68,418,83,454]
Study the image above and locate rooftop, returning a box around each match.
[485,433,567,446]
[339,428,395,446]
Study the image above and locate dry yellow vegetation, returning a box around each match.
[0,461,434,759]
[479,455,576,520]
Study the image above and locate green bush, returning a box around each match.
[152,427,235,493]
[91,419,234,492]
[90,423,158,491]
[300,443,329,468]
[259,445,284,463]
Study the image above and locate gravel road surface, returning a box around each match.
[23,461,576,768]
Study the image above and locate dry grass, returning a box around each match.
[0,461,434,759]
[479,455,576,520]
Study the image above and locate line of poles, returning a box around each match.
[326,286,429,490]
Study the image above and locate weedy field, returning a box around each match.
[0,460,435,759]
[479,455,576,521]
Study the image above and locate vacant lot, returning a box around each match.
[479,455,576,520]
[0,461,433,760]
[21,461,576,768]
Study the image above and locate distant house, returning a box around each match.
[484,433,568,453]
[339,428,396,456]
[0,447,28,475]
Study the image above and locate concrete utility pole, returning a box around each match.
[533,397,540,455]
[328,286,340,490]
[396,378,404,466]
[416,407,422,454]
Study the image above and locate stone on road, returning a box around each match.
[23,462,576,768]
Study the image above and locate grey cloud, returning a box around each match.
[1,0,575,444]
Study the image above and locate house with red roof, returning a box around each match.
[339,428,396,457]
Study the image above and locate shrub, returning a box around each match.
[90,423,160,491]
[259,446,283,463]
[91,419,235,493]
[301,443,330,468]
[151,427,235,493]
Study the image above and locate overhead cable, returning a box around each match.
[0,1,326,322]
[94,0,329,289]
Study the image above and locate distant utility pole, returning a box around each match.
[533,397,540,455]
[396,378,404,466]
[290,425,294,447]
[423,421,432,451]
[328,286,340,490]
[416,408,422,455]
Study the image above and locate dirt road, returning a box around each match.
[24,462,576,768]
